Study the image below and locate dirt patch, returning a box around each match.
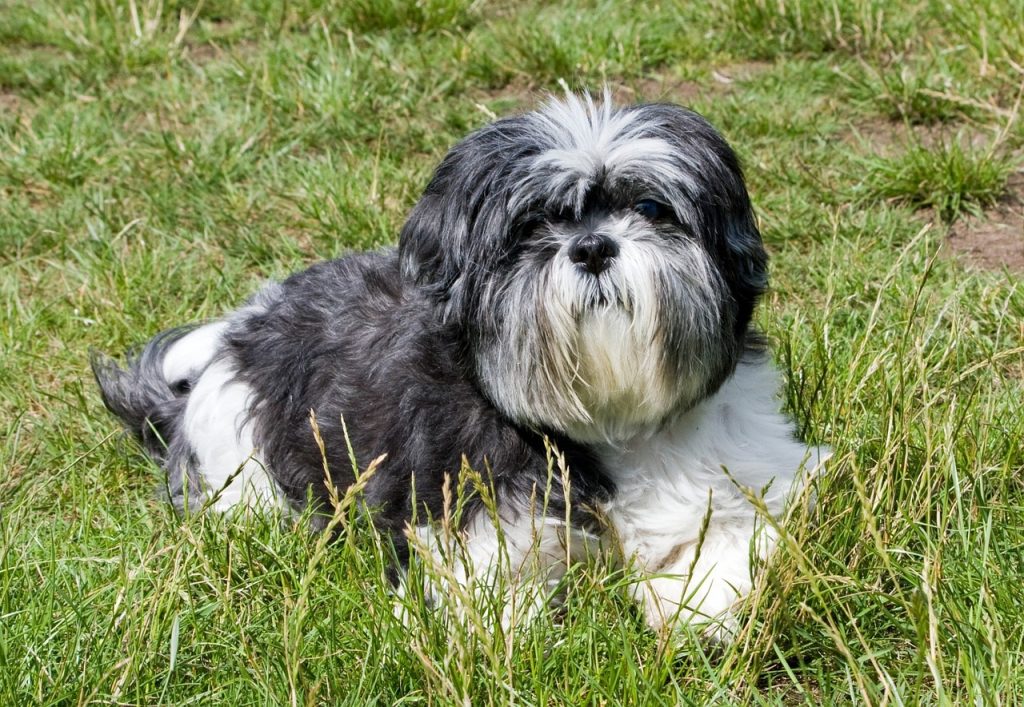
[471,77,705,113]
[615,75,704,105]
[947,171,1024,272]
[710,60,774,84]
[0,92,36,125]
[620,62,773,106]
[474,61,775,112]
[846,117,997,156]
[1,93,22,112]
[183,38,260,64]
[183,19,260,65]
[2,179,53,212]
[471,77,539,113]
[186,42,223,63]
[846,117,904,155]
[849,114,1021,274]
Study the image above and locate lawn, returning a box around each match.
[1,0,1023,703]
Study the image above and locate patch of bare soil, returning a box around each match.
[185,42,223,62]
[183,20,260,64]
[471,77,538,113]
[473,62,775,113]
[614,75,704,105]
[620,61,773,106]
[1,92,22,112]
[846,117,996,157]
[948,171,1024,272]
[184,39,260,64]
[710,60,774,84]
[1,92,36,125]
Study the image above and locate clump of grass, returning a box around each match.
[58,0,201,70]
[862,141,1014,221]
[932,0,1024,80]
[718,0,919,59]
[336,0,480,33]
[861,60,966,125]
[465,2,702,88]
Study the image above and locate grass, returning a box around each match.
[863,141,1017,222]
[2,0,1023,704]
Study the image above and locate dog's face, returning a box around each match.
[399,95,767,443]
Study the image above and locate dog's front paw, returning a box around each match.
[393,511,579,634]
[633,570,745,642]
[625,522,776,642]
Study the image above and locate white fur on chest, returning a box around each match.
[598,356,828,631]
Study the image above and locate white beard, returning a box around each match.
[478,219,725,444]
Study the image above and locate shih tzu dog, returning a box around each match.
[93,93,827,634]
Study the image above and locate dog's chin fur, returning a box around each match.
[92,93,828,637]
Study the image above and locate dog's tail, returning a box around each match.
[91,322,225,461]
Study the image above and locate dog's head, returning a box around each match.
[399,94,767,443]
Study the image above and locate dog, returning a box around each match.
[93,93,828,634]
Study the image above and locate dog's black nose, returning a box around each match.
[569,234,618,275]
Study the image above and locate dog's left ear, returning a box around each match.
[399,117,530,324]
[698,132,769,340]
[668,107,768,339]
[713,190,768,339]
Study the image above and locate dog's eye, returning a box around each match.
[517,217,543,238]
[634,200,667,220]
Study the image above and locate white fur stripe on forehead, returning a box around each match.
[524,94,703,211]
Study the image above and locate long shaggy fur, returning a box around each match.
[93,93,826,634]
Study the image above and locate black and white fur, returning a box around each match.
[93,94,827,633]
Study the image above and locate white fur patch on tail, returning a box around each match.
[170,282,288,514]
[161,322,228,386]
[181,357,288,514]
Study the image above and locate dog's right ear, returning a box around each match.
[397,186,467,307]
[398,116,532,325]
